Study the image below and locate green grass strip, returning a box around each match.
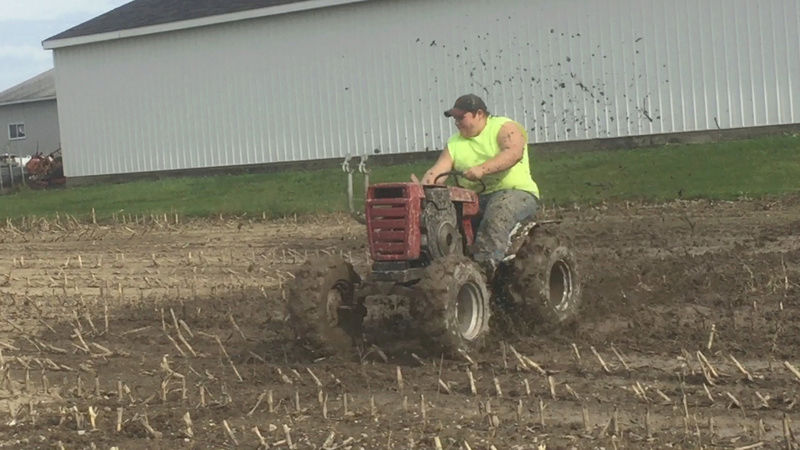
[1,134,798,222]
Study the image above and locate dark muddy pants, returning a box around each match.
[471,189,539,271]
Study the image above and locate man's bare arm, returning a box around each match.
[464,122,526,180]
[420,148,454,184]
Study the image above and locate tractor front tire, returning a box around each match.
[412,255,491,356]
[286,256,363,356]
[509,227,582,329]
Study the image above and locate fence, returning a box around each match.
[0,155,28,191]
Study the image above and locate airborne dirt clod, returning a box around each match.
[0,199,798,448]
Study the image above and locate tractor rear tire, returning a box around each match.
[411,255,491,356]
[509,227,582,329]
[286,256,363,356]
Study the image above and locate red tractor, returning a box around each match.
[287,171,582,356]
[25,149,66,188]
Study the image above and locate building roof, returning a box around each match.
[0,69,56,107]
[44,0,369,49]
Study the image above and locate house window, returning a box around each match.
[9,123,25,140]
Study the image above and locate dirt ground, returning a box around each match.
[0,197,799,449]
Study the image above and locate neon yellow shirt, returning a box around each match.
[446,116,539,196]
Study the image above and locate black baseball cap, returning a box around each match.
[444,94,489,117]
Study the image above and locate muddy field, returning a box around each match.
[0,198,799,449]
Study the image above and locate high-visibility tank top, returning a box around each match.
[446,116,539,196]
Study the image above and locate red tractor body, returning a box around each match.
[365,182,480,262]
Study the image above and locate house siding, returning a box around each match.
[0,100,60,157]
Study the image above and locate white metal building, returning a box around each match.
[0,70,60,157]
[44,0,800,179]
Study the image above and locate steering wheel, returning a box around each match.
[433,171,486,194]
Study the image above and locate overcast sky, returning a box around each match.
[0,0,130,92]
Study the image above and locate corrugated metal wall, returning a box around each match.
[53,0,800,177]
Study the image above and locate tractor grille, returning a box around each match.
[366,184,423,261]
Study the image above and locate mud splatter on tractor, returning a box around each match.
[287,159,582,357]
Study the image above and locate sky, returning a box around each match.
[0,0,130,93]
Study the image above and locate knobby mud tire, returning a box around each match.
[411,255,491,357]
[509,227,583,330]
[286,256,362,356]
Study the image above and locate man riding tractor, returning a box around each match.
[419,94,539,279]
[287,94,581,357]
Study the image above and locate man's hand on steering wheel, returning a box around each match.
[463,165,487,182]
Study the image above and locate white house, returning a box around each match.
[0,69,60,158]
[43,0,800,180]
